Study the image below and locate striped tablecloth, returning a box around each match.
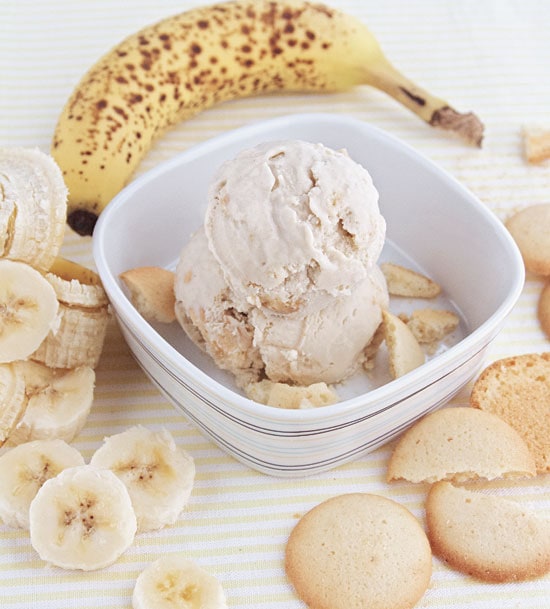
[1,1,549,607]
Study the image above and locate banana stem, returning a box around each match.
[365,58,484,147]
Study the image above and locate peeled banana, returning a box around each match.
[132,555,228,609]
[5,361,95,447]
[31,257,112,369]
[0,147,67,270]
[90,425,195,532]
[0,439,85,529]
[29,465,137,571]
[0,363,27,444]
[0,147,111,372]
[0,259,59,363]
[51,0,484,236]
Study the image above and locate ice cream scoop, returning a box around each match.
[249,265,389,385]
[205,140,385,315]
[174,227,263,386]
[175,229,388,388]
[175,139,389,398]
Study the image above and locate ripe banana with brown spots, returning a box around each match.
[51,0,484,236]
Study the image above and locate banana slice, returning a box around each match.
[31,257,111,369]
[0,362,27,445]
[0,439,84,528]
[90,426,195,532]
[6,361,95,447]
[0,147,67,271]
[132,555,228,609]
[0,259,59,363]
[29,465,137,571]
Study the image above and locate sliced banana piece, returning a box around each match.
[0,362,27,445]
[90,426,195,532]
[29,465,137,571]
[133,555,228,609]
[31,257,111,369]
[0,259,59,363]
[0,439,84,528]
[6,361,95,447]
[0,147,67,271]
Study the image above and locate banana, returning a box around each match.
[132,555,228,609]
[0,259,59,363]
[0,147,67,270]
[30,257,111,369]
[29,465,137,571]
[51,0,484,236]
[0,363,27,445]
[90,425,195,533]
[5,361,95,447]
[0,439,85,529]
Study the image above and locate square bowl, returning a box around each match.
[93,113,524,477]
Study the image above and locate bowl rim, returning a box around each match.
[93,112,525,424]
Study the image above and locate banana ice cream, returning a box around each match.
[205,140,385,314]
[175,139,389,391]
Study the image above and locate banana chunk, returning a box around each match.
[0,147,67,270]
[0,259,59,363]
[6,361,95,447]
[90,426,195,532]
[31,257,111,369]
[0,439,84,529]
[29,465,137,571]
[0,363,28,445]
[132,555,228,609]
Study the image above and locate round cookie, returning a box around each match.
[386,406,536,484]
[285,493,432,609]
[470,353,550,473]
[426,481,550,582]
[505,204,550,276]
[538,282,550,339]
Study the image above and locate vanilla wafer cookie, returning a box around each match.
[505,204,550,276]
[387,406,536,483]
[285,493,432,609]
[538,283,550,339]
[380,262,441,298]
[382,310,425,379]
[426,481,550,582]
[470,352,550,473]
[523,124,550,163]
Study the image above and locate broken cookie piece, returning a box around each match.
[382,310,425,379]
[399,308,460,344]
[244,379,339,409]
[381,262,441,299]
[120,266,176,324]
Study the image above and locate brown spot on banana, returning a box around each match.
[52,0,484,236]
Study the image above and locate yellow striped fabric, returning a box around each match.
[1,0,549,607]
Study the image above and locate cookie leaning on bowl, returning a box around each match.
[386,406,536,484]
[470,352,550,473]
[505,203,550,277]
[538,283,550,339]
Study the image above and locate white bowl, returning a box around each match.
[93,113,524,477]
